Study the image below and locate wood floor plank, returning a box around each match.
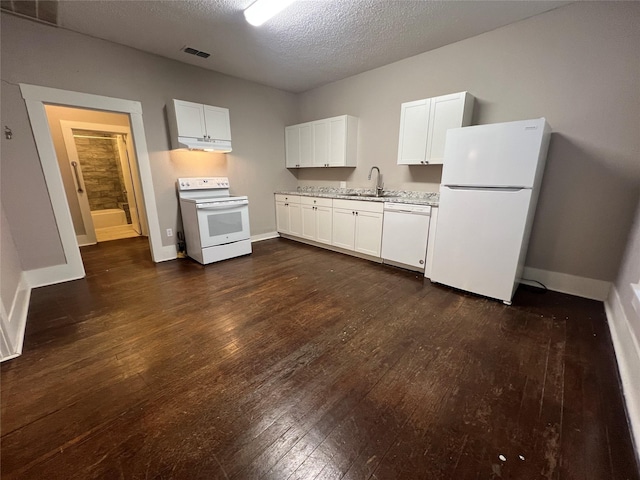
[1,237,638,480]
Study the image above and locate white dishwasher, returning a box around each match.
[381,203,431,272]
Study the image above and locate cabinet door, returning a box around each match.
[276,202,290,233]
[354,211,383,257]
[316,206,333,245]
[328,116,346,166]
[313,120,329,167]
[285,126,300,168]
[203,105,231,141]
[332,208,355,250]
[299,123,314,167]
[397,99,431,165]
[289,203,303,236]
[426,93,465,164]
[301,204,317,240]
[174,100,206,138]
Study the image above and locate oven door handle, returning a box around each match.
[196,201,249,210]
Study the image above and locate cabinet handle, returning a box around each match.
[356,211,359,215]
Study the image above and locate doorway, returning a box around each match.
[66,129,141,244]
[21,84,174,287]
[56,118,148,245]
[44,105,149,248]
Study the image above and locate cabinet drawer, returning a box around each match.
[275,194,301,204]
[333,199,384,214]
[300,196,332,207]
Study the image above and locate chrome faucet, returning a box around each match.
[368,166,384,197]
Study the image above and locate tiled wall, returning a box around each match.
[75,131,127,212]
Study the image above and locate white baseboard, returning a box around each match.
[1,273,31,362]
[251,231,279,243]
[605,286,640,460]
[522,266,611,301]
[25,263,85,289]
[153,244,178,262]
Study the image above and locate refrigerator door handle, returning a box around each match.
[445,186,527,192]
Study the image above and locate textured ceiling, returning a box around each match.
[51,0,572,93]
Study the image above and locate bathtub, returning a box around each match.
[91,208,127,229]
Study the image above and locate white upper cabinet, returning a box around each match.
[285,126,300,168]
[203,105,231,141]
[397,92,473,165]
[169,99,232,151]
[285,115,358,168]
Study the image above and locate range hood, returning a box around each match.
[176,136,232,153]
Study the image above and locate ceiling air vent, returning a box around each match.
[0,0,59,26]
[182,46,210,59]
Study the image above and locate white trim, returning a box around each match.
[19,83,166,270]
[20,84,143,115]
[0,273,31,361]
[22,96,85,280]
[605,286,640,459]
[155,244,178,262]
[251,231,279,242]
[25,263,84,288]
[521,266,611,301]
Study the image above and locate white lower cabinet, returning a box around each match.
[331,207,356,250]
[275,194,302,236]
[332,199,383,257]
[276,195,384,259]
[300,196,332,245]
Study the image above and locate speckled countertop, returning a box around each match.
[275,186,439,206]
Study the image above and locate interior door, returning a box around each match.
[61,128,97,246]
[116,135,142,234]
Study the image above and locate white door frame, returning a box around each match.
[60,120,147,244]
[20,84,175,284]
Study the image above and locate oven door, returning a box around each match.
[195,200,250,247]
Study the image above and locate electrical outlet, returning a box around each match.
[340,181,347,188]
[166,228,173,237]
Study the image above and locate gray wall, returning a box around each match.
[1,13,298,270]
[295,2,640,282]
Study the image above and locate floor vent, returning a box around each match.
[182,46,211,59]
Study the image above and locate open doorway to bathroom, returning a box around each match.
[44,105,148,246]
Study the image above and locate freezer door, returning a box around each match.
[431,187,532,303]
[441,118,548,188]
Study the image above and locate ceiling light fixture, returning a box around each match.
[244,0,297,27]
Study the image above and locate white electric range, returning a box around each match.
[177,177,251,264]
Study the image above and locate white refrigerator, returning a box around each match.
[430,118,551,304]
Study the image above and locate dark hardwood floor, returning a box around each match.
[2,237,638,479]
